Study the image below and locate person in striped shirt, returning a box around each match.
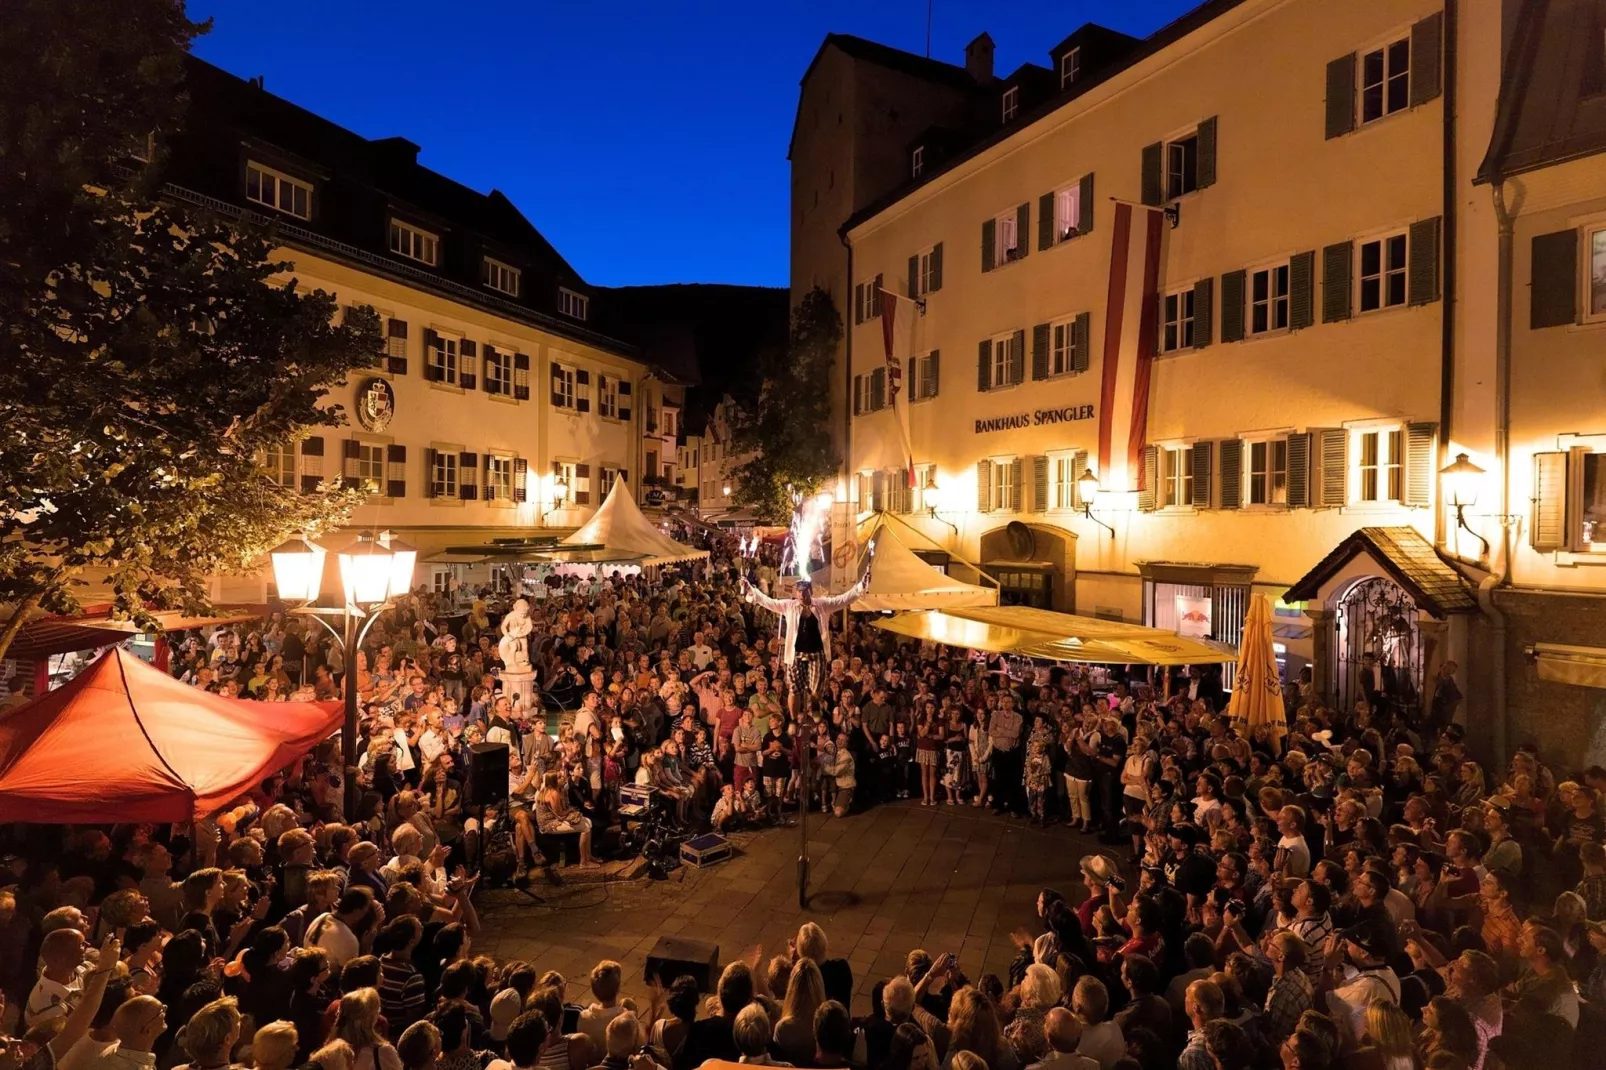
[375,917,428,1031]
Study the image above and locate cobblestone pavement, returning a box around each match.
[473,801,1110,1014]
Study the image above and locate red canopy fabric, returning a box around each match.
[0,648,340,824]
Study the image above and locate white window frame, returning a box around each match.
[484,347,512,395]
[431,450,459,499]
[264,443,297,488]
[481,257,521,297]
[356,443,386,493]
[1165,131,1200,200]
[1048,316,1079,377]
[1160,286,1197,353]
[911,146,924,178]
[1060,47,1081,88]
[1050,454,1077,509]
[662,409,676,436]
[994,210,1020,263]
[552,363,577,409]
[245,161,312,220]
[1563,437,1606,551]
[916,246,937,297]
[1360,34,1411,126]
[598,376,620,420]
[1052,183,1083,243]
[1001,86,1020,122]
[1358,230,1409,313]
[1245,435,1289,507]
[913,464,938,512]
[1249,261,1291,336]
[428,332,460,385]
[559,288,589,320]
[484,454,514,503]
[990,458,1019,512]
[1161,445,1195,508]
[989,331,1019,390]
[555,461,578,503]
[389,219,439,266]
[1584,222,1606,323]
[1351,425,1405,504]
[910,351,938,401]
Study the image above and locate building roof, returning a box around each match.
[1283,527,1477,618]
[1476,0,1606,182]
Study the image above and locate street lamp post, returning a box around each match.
[271,530,416,816]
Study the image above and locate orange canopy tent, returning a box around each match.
[0,648,340,824]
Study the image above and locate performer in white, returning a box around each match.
[497,597,533,673]
[742,558,871,716]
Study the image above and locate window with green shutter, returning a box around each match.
[1408,216,1441,305]
[1322,241,1354,322]
[1218,439,1243,509]
[1325,53,1356,139]
[1220,270,1246,342]
[1530,229,1578,328]
[1289,250,1316,330]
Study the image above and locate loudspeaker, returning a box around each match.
[467,742,510,806]
[645,936,720,992]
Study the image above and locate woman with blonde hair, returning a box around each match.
[1003,965,1061,1064]
[310,1040,356,1070]
[944,987,1015,1070]
[772,958,824,1065]
[181,996,245,1070]
[1358,1000,1415,1070]
[332,988,402,1070]
[252,1022,301,1070]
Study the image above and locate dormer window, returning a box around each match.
[559,288,589,321]
[1001,86,1020,123]
[1061,47,1081,88]
[389,219,439,266]
[911,146,924,179]
[246,161,312,220]
[481,256,521,297]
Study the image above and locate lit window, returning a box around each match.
[994,210,1020,263]
[1166,134,1199,200]
[1355,428,1403,502]
[357,444,385,492]
[1361,38,1411,125]
[264,443,296,488]
[485,456,513,501]
[1161,288,1196,353]
[389,220,439,265]
[1053,184,1082,242]
[1049,318,1080,376]
[1248,438,1288,505]
[1250,263,1291,335]
[1061,47,1081,88]
[428,333,459,385]
[910,351,939,400]
[1590,226,1606,319]
[1162,446,1194,507]
[598,375,619,419]
[431,451,458,498]
[483,347,512,395]
[552,363,576,409]
[911,146,924,178]
[1359,233,1409,312]
[559,288,589,320]
[989,332,1021,389]
[1584,453,1606,546]
[1051,456,1076,508]
[1001,87,1019,122]
[481,257,521,297]
[245,161,311,220]
[991,459,1019,511]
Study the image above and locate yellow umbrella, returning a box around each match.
[1226,594,1286,747]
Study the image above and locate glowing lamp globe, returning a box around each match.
[269,534,326,603]
[339,531,398,605]
[380,533,419,599]
[1439,453,1484,510]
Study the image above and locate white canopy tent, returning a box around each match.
[562,478,708,565]
[852,516,998,612]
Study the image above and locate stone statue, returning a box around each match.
[498,597,533,674]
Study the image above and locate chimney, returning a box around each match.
[248,75,265,90]
[370,136,421,168]
[965,33,995,84]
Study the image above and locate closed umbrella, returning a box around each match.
[1226,594,1286,747]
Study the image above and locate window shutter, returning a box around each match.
[873,273,884,317]
[977,339,993,392]
[550,364,564,406]
[1322,241,1354,322]
[575,463,591,506]
[1410,12,1444,107]
[1033,455,1049,513]
[1032,323,1051,380]
[1038,192,1055,251]
[1220,270,1246,342]
[1009,458,1023,509]
[1140,142,1163,206]
[1072,312,1091,372]
[1408,216,1442,305]
[423,448,436,499]
[459,340,478,391]
[930,242,943,292]
[1404,422,1437,507]
[870,367,886,411]
[1079,172,1095,235]
[981,218,996,273]
[1137,445,1159,512]
[1009,330,1025,384]
[871,471,885,513]
[297,435,325,493]
[908,254,919,299]
[514,352,531,401]
[1196,116,1218,189]
[1284,432,1312,508]
[482,345,498,393]
[1326,54,1357,139]
[927,350,940,397]
[1531,230,1579,328]
[458,452,479,500]
[1531,451,1568,552]
[854,283,865,325]
[342,438,362,484]
[1289,250,1316,330]
[1190,441,1214,508]
[1071,451,1089,508]
[853,374,863,415]
[386,318,409,375]
[386,443,407,498]
[512,457,528,503]
[576,368,591,413]
[1192,277,1214,349]
[1218,439,1244,510]
[422,329,441,381]
[1318,428,1348,507]
[1014,203,1030,260]
[977,460,992,513]
[482,454,496,501]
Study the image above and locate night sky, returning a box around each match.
[187,0,1199,289]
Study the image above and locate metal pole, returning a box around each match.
[342,604,360,819]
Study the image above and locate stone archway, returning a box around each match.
[979,522,1078,613]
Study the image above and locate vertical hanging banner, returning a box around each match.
[880,286,917,488]
[1096,201,1165,491]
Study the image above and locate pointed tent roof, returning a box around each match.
[0,649,341,824]
[852,516,998,612]
[562,478,708,565]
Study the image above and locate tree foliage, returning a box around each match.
[0,0,377,659]
[726,286,843,522]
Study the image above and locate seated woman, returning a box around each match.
[536,772,598,868]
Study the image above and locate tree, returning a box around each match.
[0,0,377,662]
[726,287,843,522]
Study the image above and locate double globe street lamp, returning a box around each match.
[270,530,417,814]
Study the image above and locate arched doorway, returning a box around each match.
[1334,576,1424,717]
[979,523,1077,612]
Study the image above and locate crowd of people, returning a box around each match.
[0,529,1602,1070]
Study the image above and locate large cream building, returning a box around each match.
[794,0,1606,763]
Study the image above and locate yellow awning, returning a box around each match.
[1529,643,1606,689]
[873,606,1236,666]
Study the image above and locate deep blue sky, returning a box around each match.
[187,1,1197,288]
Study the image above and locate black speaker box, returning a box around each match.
[645,936,720,992]
[467,741,510,806]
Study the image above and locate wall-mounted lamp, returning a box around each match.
[1077,468,1115,538]
[923,480,958,534]
[543,476,569,522]
[1440,452,1490,558]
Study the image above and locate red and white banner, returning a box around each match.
[1096,201,1165,491]
[879,287,917,489]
